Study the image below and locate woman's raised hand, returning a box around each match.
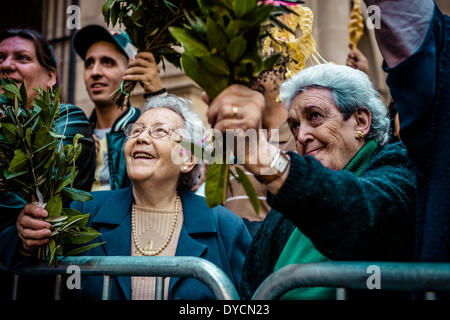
[206,84,265,132]
[16,203,51,255]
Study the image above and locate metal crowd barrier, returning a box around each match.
[252,261,450,300]
[1,256,240,300]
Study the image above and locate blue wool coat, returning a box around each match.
[0,187,251,300]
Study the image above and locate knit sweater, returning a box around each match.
[241,142,416,299]
[131,204,183,300]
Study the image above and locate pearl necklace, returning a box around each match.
[131,195,180,256]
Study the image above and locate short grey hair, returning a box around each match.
[279,63,391,145]
[144,94,206,190]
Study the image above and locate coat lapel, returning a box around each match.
[91,186,134,300]
[90,188,218,300]
[168,189,217,296]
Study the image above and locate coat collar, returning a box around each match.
[90,186,218,300]
[91,187,217,232]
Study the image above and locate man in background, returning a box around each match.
[73,25,166,191]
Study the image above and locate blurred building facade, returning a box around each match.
[1,0,449,124]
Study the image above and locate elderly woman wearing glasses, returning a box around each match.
[5,94,251,300]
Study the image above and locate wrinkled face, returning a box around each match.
[83,41,128,108]
[124,108,186,185]
[0,36,56,102]
[287,87,363,170]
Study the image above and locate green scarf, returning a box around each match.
[273,139,378,300]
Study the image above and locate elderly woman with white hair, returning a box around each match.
[5,94,251,300]
[206,63,416,299]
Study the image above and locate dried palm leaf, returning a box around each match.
[348,0,364,51]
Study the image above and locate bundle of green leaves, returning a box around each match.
[0,79,102,265]
[169,0,302,213]
[102,0,200,108]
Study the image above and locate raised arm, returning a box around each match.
[364,0,435,67]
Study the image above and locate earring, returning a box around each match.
[355,130,365,139]
[182,166,187,172]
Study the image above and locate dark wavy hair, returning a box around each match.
[0,28,59,88]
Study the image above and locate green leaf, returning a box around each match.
[205,18,228,51]
[226,36,247,63]
[49,132,64,139]
[45,215,68,223]
[232,0,257,18]
[169,27,210,57]
[208,0,233,11]
[62,207,84,217]
[181,54,229,100]
[110,1,121,26]
[59,214,90,231]
[1,123,17,142]
[102,0,115,23]
[45,195,62,218]
[225,20,249,39]
[55,175,74,193]
[3,169,27,180]
[73,133,83,145]
[1,82,22,102]
[66,227,101,245]
[3,170,28,180]
[62,187,93,202]
[48,239,56,265]
[25,128,32,147]
[33,127,51,150]
[235,166,260,214]
[205,162,229,208]
[241,52,264,75]
[9,149,27,173]
[19,81,28,107]
[199,55,230,76]
[64,242,105,257]
[244,5,274,27]
[185,11,207,34]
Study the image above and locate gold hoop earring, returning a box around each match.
[356,130,365,139]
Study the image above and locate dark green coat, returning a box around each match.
[241,142,416,299]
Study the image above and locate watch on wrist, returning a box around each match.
[255,149,290,184]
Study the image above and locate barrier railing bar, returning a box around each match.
[336,288,347,300]
[425,291,437,300]
[155,277,164,300]
[102,275,112,300]
[54,274,63,300]
[252,262,450,300]
[8,256,239,300]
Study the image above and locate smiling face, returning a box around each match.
[0,36,56,102]
[287,87,364,170]
[83,41,128,108]
[124,108,187,187]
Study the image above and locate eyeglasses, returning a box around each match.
[123,122,183,141]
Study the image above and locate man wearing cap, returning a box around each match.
[73,25,166,191]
